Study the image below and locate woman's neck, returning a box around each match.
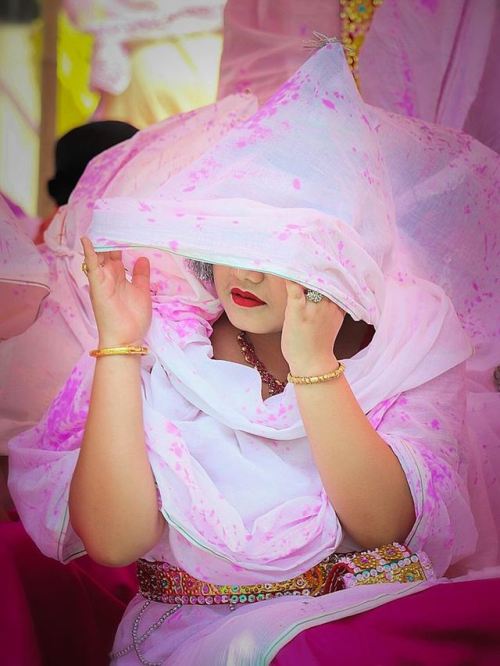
[211,314,289,384]
[211,313,374,382]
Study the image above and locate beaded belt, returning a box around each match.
[137,543,434,607]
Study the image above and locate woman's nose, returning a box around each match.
[234,267,265,284]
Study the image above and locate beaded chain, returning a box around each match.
[237,331,286,396]
[339,0,384,83]
[109,599,181,665]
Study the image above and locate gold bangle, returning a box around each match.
[287,362,345,385]
[89,345,149,358]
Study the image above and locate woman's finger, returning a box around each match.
[285,280,306,303]
[80,236,100,271]
[131,257,151,293]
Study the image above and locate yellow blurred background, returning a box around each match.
[0,2,223,217]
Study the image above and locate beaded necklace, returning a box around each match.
[237,331,286,396]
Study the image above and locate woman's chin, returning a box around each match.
[225,311,282,335]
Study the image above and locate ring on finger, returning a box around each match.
[305,289,324,303]
[81,259,105,276]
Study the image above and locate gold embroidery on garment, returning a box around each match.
[339,0,384,83]
[137,542,434,607]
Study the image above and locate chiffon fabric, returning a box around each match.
[0,194,49,341]
[8,44,500,664]
[0,94,257,454]
[219,0,500,152]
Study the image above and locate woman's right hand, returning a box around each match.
[81,237,152,347]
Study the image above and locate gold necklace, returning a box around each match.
[237,331,286,396]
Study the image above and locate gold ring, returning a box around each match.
[81,261,89,276]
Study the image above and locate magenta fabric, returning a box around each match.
[272,578,500,666]
[0,519,137,666]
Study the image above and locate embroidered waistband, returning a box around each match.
[137,542,434,606]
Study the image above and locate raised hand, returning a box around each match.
[81,236,152,347]
[281,281,345,376]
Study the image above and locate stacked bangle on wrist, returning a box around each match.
[287,362,345,385]
[89,345,149,358]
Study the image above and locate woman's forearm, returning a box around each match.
[69,353,164,566]
[293,357,415,549]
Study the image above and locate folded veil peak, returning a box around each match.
[303,32,346,51]
[92,44,397,306]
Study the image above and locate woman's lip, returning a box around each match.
[230,288,266,307]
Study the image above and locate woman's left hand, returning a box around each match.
[281,282,345,376]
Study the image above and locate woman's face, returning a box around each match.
[213,265,288,334]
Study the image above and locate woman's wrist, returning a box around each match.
[97,336,145,349]
[288,354,339,378]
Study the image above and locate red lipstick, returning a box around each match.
[231,288,266,308]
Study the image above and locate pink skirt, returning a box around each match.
[272,577,500,665]
[0,519,137,666]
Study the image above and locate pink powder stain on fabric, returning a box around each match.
[292,178,301,190]
[360,114,371,128]
[168,240,179,251]
[322,98,336,110]
[138,201,152,212]
[182,185,196,192]
[169,441,184,458]
[166,422,180,435]
[430,419,441,430]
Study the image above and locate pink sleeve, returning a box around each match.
[7,354,93,562]
[369,363,478,577]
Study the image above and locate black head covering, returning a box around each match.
[47,120,138,206]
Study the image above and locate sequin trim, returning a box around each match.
[137,543,434,606]
[340,0,384,83]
